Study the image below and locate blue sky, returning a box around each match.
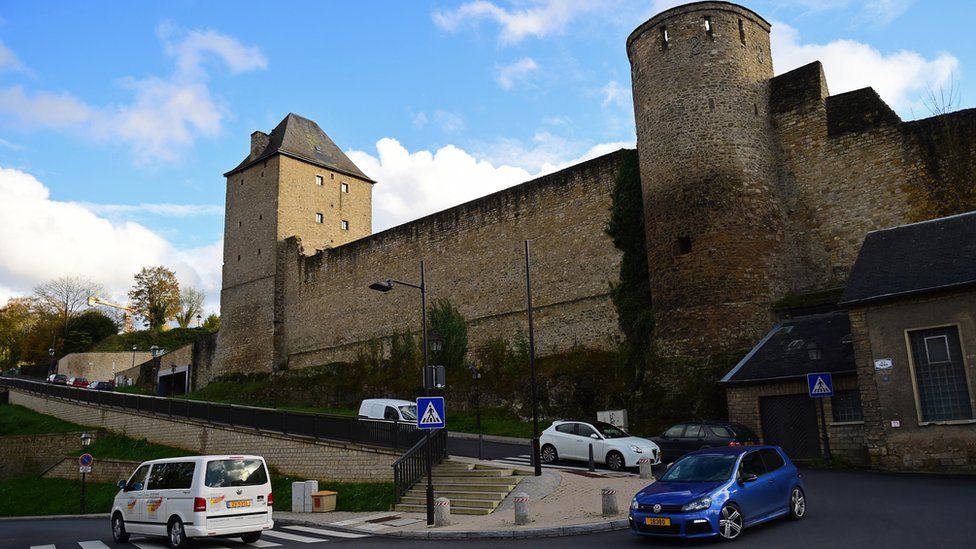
[0,0,970,312]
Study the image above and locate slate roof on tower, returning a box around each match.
[224,113,375,182]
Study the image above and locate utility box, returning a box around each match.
[304,480,319,512]
[597,409,628,431]
[311,490,337,512]
[291,481,306,512]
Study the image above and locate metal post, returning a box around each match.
[525,240,541,476]
[588,443,595,472]
[818,398,832,460]
[425,430,434,526]
[81,471,87,513]
[420,260,429,393]
[476,378,483,461]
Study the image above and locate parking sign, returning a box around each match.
[807,372,834,398]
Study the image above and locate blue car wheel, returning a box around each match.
[718,503,743,541]
[790,487,806,520]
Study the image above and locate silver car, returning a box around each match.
[540,420,661,471]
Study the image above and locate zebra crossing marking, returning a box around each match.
[282,526,370,539]
[261,530,328,544]
[78,542,111,549]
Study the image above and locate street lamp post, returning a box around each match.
[468,362,483,460]
[368,260,442,526]
[48,347,56,376]
[524,240,542,476]
[80,432,93,513]
[196,313,202,328]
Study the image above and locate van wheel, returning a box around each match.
[168,518,188,549]
[241,532,262,543]
[112,513,130,543]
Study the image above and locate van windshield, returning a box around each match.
[399,405,417,421]
[205,459,268,488]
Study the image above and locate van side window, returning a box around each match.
[148,462,196,490]
[128,464,151,491]
[384,406,399,420]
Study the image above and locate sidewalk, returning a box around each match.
[276,466,652,539]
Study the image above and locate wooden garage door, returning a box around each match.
[759,394,821,460]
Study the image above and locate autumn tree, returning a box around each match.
[174,287,206,328]
[129,266,180,331]
[202,313,220,332]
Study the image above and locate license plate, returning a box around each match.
[645,517,670,526]
[227,500,251,509]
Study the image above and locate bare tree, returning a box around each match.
[174,287,206,328]
[33,275,104,334]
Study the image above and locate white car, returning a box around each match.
[111,455,274,548]
[540,420,661,471]
[358,398,418,422]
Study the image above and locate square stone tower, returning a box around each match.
[214,113,375,375]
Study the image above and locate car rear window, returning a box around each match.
[205,459,268,488]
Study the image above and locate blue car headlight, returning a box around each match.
[681,496,712,512]
[631,498,640,510]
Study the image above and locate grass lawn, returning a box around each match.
[72,432,192,462]
[0,403,89,435]
[270,475,393,512]
[115,385,152,395]
[0,476,118,516]
[442,408,535,439]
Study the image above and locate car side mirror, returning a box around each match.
[590,433,599,440]
[740,473,758,483]
[117,480,126,490]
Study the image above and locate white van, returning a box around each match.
[111,455,274,548]
[358,398,417,422]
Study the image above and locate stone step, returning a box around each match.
[432,468,513,477]
[431,472,515,482]
[393,503,492,516]
[430,482,517,493]
[405,489,508,501]
[400,496,500,509]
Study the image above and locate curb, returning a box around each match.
[277,516,630,539]
[448,432,531,445]
[0,513,109,521]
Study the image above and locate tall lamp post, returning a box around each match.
[196,313,202,328]
[80,432,93,513]
[48,347,56,377]
[524,240,542,476]
[368,260,443,526]
[468,362,483,460]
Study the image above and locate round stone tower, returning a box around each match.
[627,2,787,355]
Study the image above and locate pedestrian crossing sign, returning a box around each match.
[807,372,834,398]
[417,396,446,429]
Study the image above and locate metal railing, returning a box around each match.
[0,377,422,451]
[392,428,447,504]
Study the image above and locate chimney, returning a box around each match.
[250,131,269,159]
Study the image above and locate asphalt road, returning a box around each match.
[4,467,973,548]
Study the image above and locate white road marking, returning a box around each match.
[283,526,370,539]
[130,541,169,549]
[30,545,56,549]
[246,540,282,548]
[261,530,327,544]
[78,542,111,549]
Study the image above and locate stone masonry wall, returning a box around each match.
[275,150,628,370]
[726,376,868,465]
[58,352,153,383]
[0,430,101,479]
[9,391,396,482]
[43,456,141,483]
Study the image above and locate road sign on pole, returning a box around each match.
[807,373,834,398]
[417,396,445,429]
[79,453,94,467]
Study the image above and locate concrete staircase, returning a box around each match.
[393,459,522,515]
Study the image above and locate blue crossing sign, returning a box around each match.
[416,396,445,429]
[807,372,834,398]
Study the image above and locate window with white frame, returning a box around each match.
[908,326,972,422]
[341,182,349,193]
[315,212,324,224]
[340,219,349,230]
[316,175,323,186]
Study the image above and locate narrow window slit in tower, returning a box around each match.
[258,248,261,256]
[237,255,241,262]
[661,26,669,50]
[708,98,715,112]
[754,103,759,116]
[738,19,746,45]
[704,16,713,37]
[674,236,692,256]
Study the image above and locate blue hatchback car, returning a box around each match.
[628,445,805,541]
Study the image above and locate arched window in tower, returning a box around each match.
[704,16,713,38]
[738,19,746,45]
[674,236,692,256]
[661,26,669,50]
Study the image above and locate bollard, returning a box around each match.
[433,497,451,527]
[638,457,655,480]
[588,443,595,472]
[514,492,531,525]
[601,487,618,517]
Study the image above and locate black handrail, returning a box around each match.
[0,377,422,451]
[392,427,447,504]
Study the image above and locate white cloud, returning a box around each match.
[0,166,222,312]
[0,26,266,164]
[771,22,958,115]
[348,135,634,231]
[432,110,465,133]
[600,80,630,108]
[496,57,539,90]
[0,39,24,72]
[79,202,223,217]
[433,0,599,44]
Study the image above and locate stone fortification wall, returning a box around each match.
[9,390,397,482]
[278,150,628,369]
[43,456,141,483]
[58,352,152,383]
[0,430,100,479]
